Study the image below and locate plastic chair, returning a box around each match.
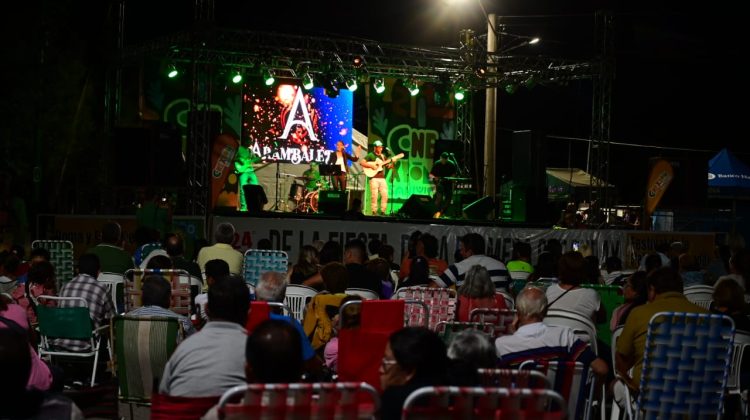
[285,284,318,321]
[469,308,517,338]
[345,288,380,300]
[477,368,551,389]
[36,295,107,387]
[581,283,624,346]
[394,286,456,330]
[728,331,750,418]
[242,249,289,286]
[110,315,184,415]
[434,321,494,345]
[683,285,714,309]
[123,269,192,315]
[632,312,734,419]
[543,309,599,354]
[402,386,566,420]
[218,382,379,419]
[150,393,219,420]
[98,272,125,314]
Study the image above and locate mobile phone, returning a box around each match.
[572,241,580,251]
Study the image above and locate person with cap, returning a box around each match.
[429,151,458,217]
[361,140,395,216]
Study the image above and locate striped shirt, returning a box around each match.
[494,322,595,367]
[56,274,115,351]
[436,255,510,291]
[127,305,196,336]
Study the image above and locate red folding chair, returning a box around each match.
[150,392,220,420]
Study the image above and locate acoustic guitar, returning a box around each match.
[362,153,405,178]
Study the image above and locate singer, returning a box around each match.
[429,151,458,216]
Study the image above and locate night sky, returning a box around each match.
[1,0,745,209]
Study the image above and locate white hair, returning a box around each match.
[446,330,496,369]
[255,271,287,303]
[516,286,547,320]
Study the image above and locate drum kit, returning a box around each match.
[287,175,331,213]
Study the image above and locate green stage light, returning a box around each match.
[232,71,243,84]
[302,73,314,89]
[454,88,465,101]
[373,78,385,94]
[262,69,275,86]
[407,80,419,96]
[167,65,179,78]
[345,78,358,91]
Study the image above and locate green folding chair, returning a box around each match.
[581,283,624,346]
[110,315,184,417]
[36,296,107,387]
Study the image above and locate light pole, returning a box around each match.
[483,13,498,218]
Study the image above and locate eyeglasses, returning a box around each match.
[381,357,397,371]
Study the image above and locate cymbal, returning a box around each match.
[295,176,311,180]
[444,177,471,181]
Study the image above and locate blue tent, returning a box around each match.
[708,148,750,199]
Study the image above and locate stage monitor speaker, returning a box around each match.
[398,194,437,219]
[463,196,495,220]
[318,190,348,215]
[243,185,268,214]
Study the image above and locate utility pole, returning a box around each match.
[483,14,498,218]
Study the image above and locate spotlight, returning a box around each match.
[373,78,386,94]
[523,74,537,89]
[322,75,339,98]
[302,73,314,90]
[352,56,364,69]
[504,83,517,94]
[474,65,487,79]
[167,65,179,79]
[345,78,358,91]
[231,70,243,84]
[529,37,540,45]
[262,68,275,86]
[407,79,419,96]
[454,86,466,101]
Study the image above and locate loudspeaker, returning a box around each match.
[243,185,268,214]
[398,194,438,219]
[318,190,348,215]
[511,130,547,223]
[463,196,495,220]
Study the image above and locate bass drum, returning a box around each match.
[304,191,319,213]
[288,183,305,201]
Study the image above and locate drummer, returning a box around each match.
[429,152,458,216]
[302,161,323,191]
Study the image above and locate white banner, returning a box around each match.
[214,216,630,266]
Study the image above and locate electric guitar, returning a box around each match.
[362,153,405,178]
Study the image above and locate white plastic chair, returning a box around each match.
[543,309,599,354]
[284,284,318,321]
[97,272,124,313]
[728,331,750,418]
[683,285,714,309]
[345,288,379,300]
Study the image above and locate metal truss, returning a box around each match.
[588,11,614,217]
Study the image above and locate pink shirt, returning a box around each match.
[324,337,339,372]
[11,283,56,325]
[0,304,53,391]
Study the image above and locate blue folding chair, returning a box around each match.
[242,249,288,286]
[630,312,734,419]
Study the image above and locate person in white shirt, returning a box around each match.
[193,259,230,323]
[433,233,510,292]
[545,251,605,323]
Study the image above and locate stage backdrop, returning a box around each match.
[366,79,456,215]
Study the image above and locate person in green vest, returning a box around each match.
[507,241,535,295]
[136,188,171,240]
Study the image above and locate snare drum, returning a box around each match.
[304,191,319,213]
[288,183,304,201]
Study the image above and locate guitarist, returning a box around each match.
[361,140,394,216]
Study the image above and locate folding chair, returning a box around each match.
[727,331,750,418]
[150,393,220,420]
[477,368,551,389]
[626,312,734,419]
[218,382,380,419]
[245,301,293,334]
[402,386,566,420]
[469,308,517,338]
[36,295,107,387]
[285,284,318,321]
[110,315,184,417]
[98,272,125,314]
[242,249,288,287]
[543,309,599,354]
[497,290,515,310]
[683,285,714,309]
[520,360,594,420]
[434,321,494,345]
[394,286,456,330]
[123,269,192,316]
[32,239,75,290]
[581,284,624,347]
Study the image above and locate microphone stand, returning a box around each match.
[271,158,283,212]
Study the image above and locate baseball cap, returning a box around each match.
[372,140,383,147]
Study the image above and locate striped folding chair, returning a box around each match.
[519,360,593,420]
[123,269,192,315]
[110,315,184,417]
[469,308,517,338]
[477,368,551,390]
[434,321,494,345]
[402,386,566,420]
[633,312,734,419]
[218,382,380,419]
[32,240,75,289]
[242,249,288,287]
[394,286,456,330]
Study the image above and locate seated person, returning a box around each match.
[201,319,304,420]
[545,252,605,323]
[495,287,608,379]
[320,262,349,294]
[0,299,53,392]
[194,259,230,323]
[456,265,507,322]
[610,271,648,331]
[446,330,496,386]
[11,261,57,325]
[0,329,82,419]
[323,295,362,373]
[126,275,196,336]
[711,278,750,332]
